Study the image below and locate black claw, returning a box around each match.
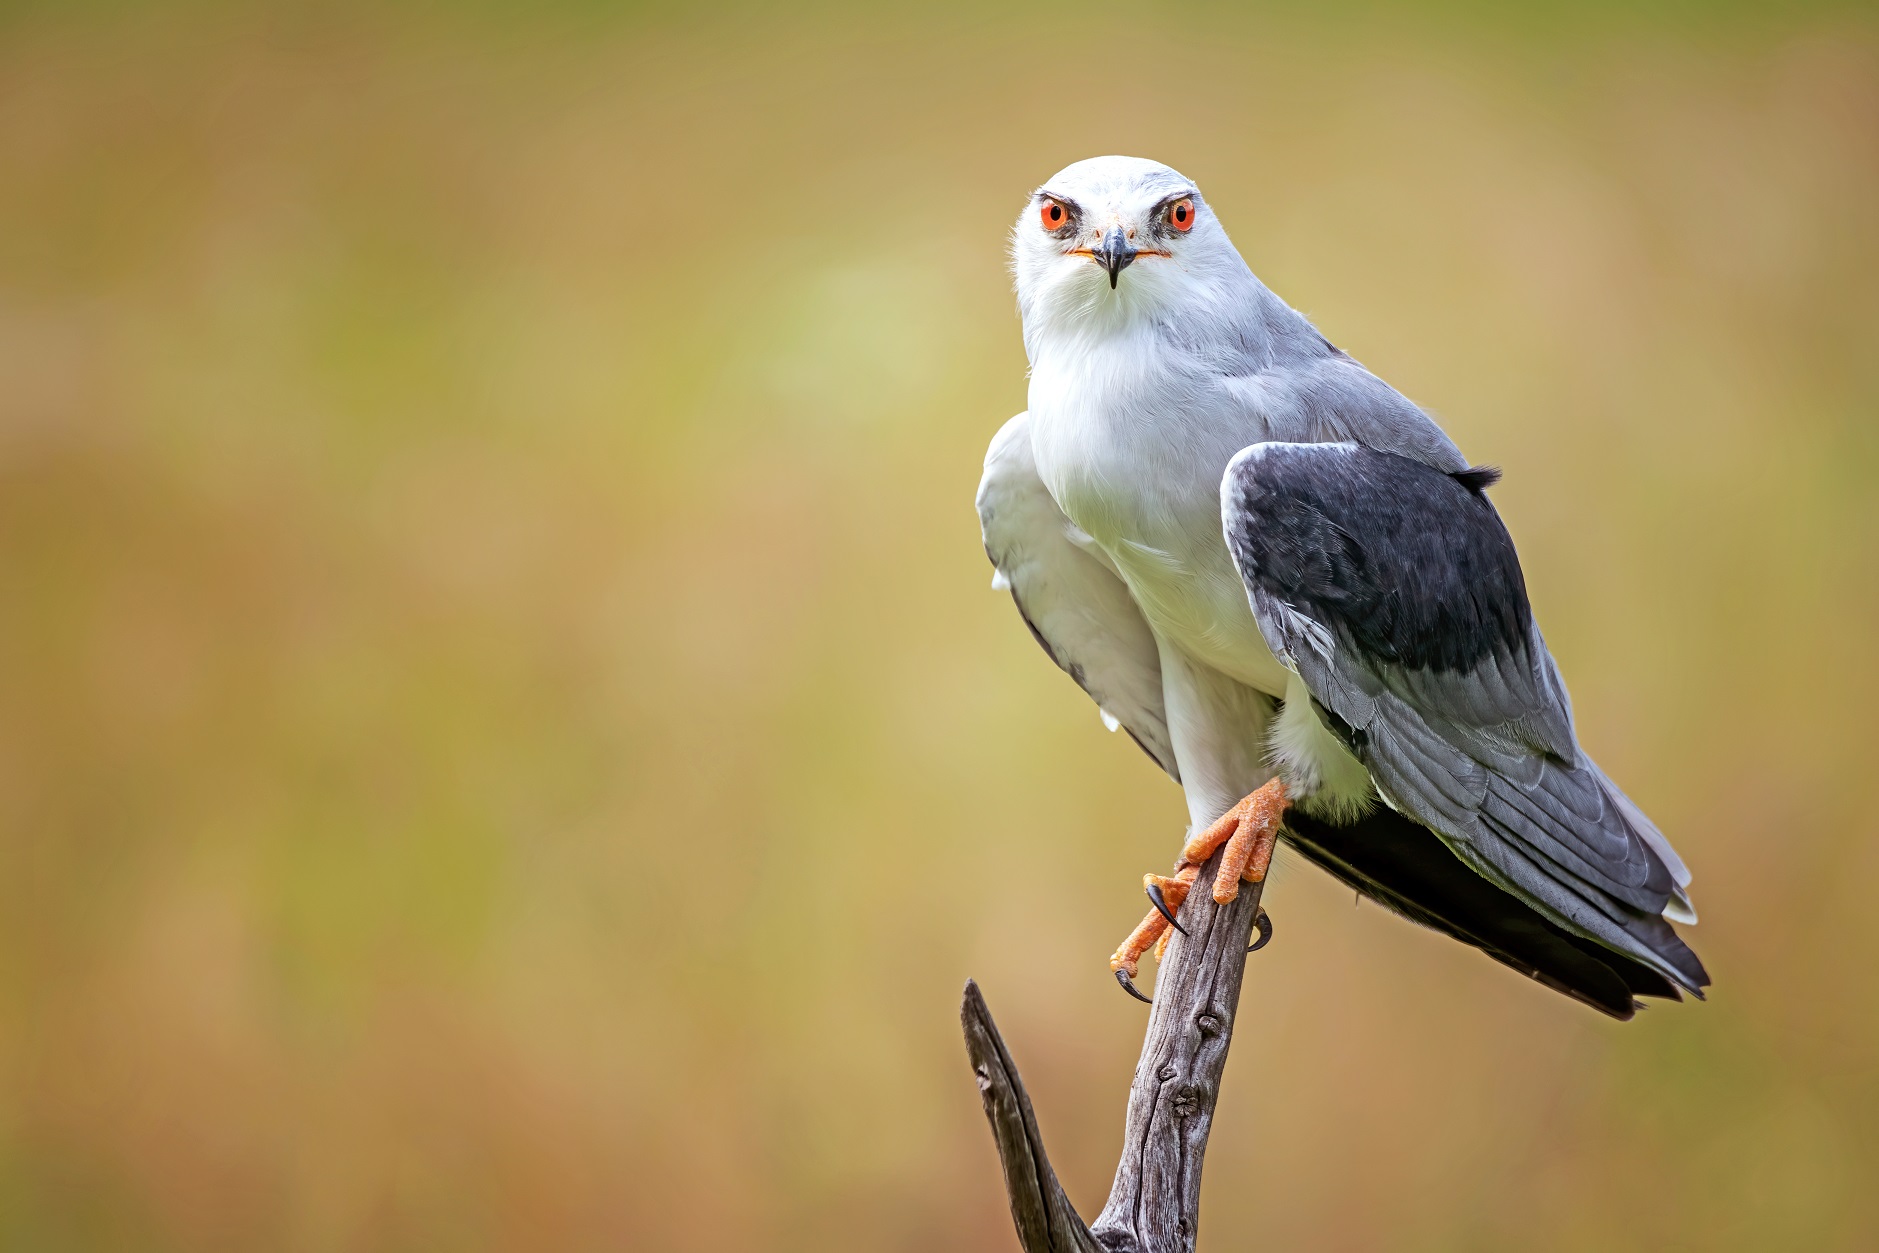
[1114,968,1154,1004]
[1247,908,1274,953]
[1145,882,1187,935]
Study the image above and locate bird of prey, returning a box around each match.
[977,155,1707,1018]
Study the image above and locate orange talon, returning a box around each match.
[1209,779,1289,903]
[1146,869,1196,914]
[1109,909,1171,980]
[1144,864,1200,928]
[1109,780,1291,1002]
[1241,811,1282,884]
[1181,793,1255,866]
[1215,814,1258,890]
[1243,781,1289,881]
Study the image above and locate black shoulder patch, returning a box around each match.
[1225,444,1531,673]
[1451,464,1502,493]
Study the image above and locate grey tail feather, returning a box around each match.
[1283,806,1707,1019]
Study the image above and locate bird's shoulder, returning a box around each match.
[1223,441,1530,674]
[1215,343,1469,475]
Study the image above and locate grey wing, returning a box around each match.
[1221,440,1706,993]
[977,413,1177,782]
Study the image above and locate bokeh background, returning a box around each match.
[2,1,1876,1248]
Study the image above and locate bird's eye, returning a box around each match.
[1167,198,1196,233]
[1039,199,1071,232]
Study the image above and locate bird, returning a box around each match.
[976,155,1708,1018]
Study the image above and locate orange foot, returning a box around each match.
[1108,778,1289,1003]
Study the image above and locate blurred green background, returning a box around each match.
[1,2,1876,1249]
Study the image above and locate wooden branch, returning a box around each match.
[962,848,1266,1253]
[961,980,1101,1253]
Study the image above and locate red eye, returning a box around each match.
[1039,199,1070,231]
[1167,198,1195,232]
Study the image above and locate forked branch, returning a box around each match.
[962,848,1267,1253]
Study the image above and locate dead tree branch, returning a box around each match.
[962,847,1266,1253]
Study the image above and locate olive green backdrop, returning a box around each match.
[1,2,1875,1248]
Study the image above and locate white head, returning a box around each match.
[1010,155,1254,350]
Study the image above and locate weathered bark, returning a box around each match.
[961,980,1102,1253]
[962,847,1266,1253]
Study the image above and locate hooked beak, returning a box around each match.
[1092,226,1136,289]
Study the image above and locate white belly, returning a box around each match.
[1102,532,1292,698]
[1024,363,1291,697]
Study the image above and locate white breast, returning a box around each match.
[1025,336,1292,699]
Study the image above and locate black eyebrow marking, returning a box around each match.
[1034,190,1084,216]
[1150,190,1198,216]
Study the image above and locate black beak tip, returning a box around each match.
[1096,227,1136,290]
